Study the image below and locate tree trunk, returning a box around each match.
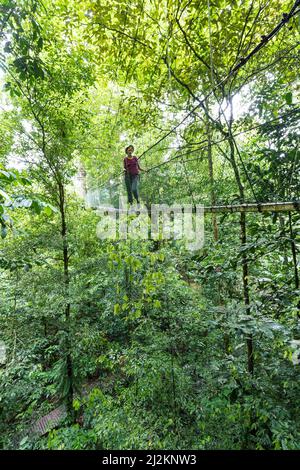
[240,211,254,374]
[206,117,218,241]
[227,104,254,375]
[288,211,300,316]
[58,181,74,419]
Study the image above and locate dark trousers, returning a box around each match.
[125,173,140,204]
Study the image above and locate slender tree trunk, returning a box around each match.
[206,117,218,241]
[240,212,254,374]
[227,103,254,374]
[279,215,288,265]
[288,212,300,315]
[58,181,74,419]
[9,270,19,364]
[202,96,254,370]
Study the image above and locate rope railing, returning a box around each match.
[89,201,300,215]
[204,201,300,214]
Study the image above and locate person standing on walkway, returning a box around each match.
[123,145,145,205]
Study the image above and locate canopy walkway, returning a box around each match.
[204,201,300,213]
[91,201,300,215]
[30,405,66,437]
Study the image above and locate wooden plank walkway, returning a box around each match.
[30,405,67,436]
[92,201,300,214]
[204,201,300,213]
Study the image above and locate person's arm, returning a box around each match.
[137,158,146,172]
[124,158,127,173]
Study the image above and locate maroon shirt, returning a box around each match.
[124,156,140,176]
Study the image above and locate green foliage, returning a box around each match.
[0,0,300,452]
